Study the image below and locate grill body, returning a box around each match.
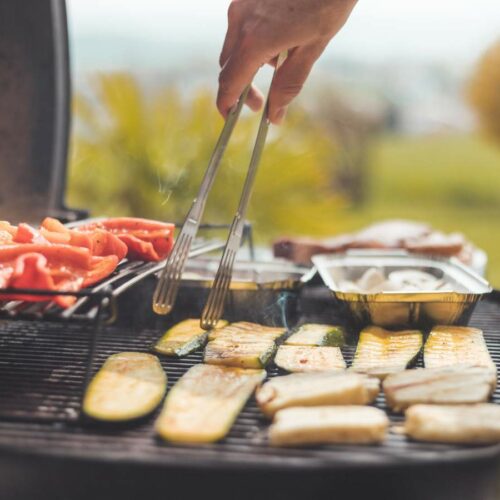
[0,0,74,222]
[0,282,499,500]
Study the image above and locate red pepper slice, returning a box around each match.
[40,218,129,261]
[0,245,119,307]
[81,217,174,261]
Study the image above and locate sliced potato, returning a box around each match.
[156,364,265,443]
[207,322,286,342]
[351,326,423,379]
[404,404,500,444]
[256,372,372,418]
[204,338,276,369]
[269,406,389,446]
[285,324,344,347]
[154,319,228,357]
[383,365,496,412]
[83,352,166,421]
[424,326,494,370]
[274,345,346,373]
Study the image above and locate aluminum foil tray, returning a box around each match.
[312,250,492,330]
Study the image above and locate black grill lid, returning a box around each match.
[0,0,77,223]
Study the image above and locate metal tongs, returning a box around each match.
[153,52,287,323]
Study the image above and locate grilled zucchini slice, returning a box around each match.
[83,352,167,421]
[383,365,496,412]
[204,338,276,368]
[285,324,345,347]
[269,406,389,446]
[156,364,265,443]
[274,345,346,373]
[351,326,423,379]
[404,404,500,444]
[424,326,494,369]
[154,319,228,357]
[207,321,286,342]
[256,372,372,418]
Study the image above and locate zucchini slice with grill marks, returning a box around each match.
[351,326,423,379]
[83,352,167,422]
[207,321,286,342]
[155,364,266,443]
[154,319,228,357]
[424,326,494,370]
[204,338,276,369]
[274,345,346,373]
[285,324,345,347]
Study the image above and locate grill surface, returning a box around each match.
[0,293,500,470]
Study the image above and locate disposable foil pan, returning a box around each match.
[173,259,314,326]
[312,250,492,330]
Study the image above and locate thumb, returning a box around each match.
[268,42,327,124]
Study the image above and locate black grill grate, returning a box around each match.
[0,297,499,469]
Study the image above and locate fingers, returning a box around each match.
[246,84,264,112]
[219,1,243,68]
[217,44,267,118]
[268,42,327,124]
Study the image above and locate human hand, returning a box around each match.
[217,0,357,124]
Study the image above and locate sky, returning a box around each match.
[68,0,500,70]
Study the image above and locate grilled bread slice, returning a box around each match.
[154,319,228,357]
[269,406,389,446]
[424,326,494,370]
[207,322,286,342]
[383,365,497,412]
[351,326,423,379]
[156,364,265,443]
[256,372,373,418]
[274,345,346,373]
[83,352,167,421]
[204,338,277,369]
[404,404,500,444]
[285,324,345,347]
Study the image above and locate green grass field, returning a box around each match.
[325,133,500,286]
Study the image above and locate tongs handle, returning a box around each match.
[152,85,250,315]
[189,84,251,221]
[200,52,287,329]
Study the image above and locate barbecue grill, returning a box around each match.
[0,2,499,500]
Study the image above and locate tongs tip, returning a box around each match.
[152,302,173,315]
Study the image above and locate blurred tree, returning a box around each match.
[468,39,500,145]
[312,86,387,206]
[68,73,345,240]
